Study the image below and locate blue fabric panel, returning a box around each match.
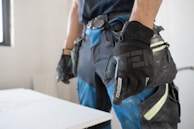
[107,84,156,129]
[77,78,112,129]
[77,77,97,108]
[86,28,102,48]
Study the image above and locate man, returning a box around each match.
[56,0,180,128]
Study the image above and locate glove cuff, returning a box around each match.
[121,21,154,44]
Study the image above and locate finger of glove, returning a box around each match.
[113,76,124,105]
[113,73,134,105]
[56,66,64,82]
[61,75,70,84]
[135,73,148,94]
[57,64,75,82]
[56,55,67,82]
[56,75,62,82]
[62,79,70,84]
[115,73,139,98]
[61,73,75,84]
[126,74,138,96]
[104,56,117,83]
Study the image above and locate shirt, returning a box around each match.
[78,0,134,24]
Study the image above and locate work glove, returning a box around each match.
[104,21,177,105]
[56,49,74,84]
[104,21,155,104]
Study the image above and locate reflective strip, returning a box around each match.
[152,45,167,52]
[144,84,169,121]
[150,41,167,52]
[115,77,122,99]
[150,41,164,48]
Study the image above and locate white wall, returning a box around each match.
[156,1,194,129]
[0,0,194,129]
[0,0,79,102]
[0,0,71,91]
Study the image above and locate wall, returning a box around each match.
[156,1,194,129]
[0,0,73,95]
[0,0,194,129]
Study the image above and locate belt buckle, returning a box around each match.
[87,20,93,29]
[87,17,105,29]
[92,18,105,29]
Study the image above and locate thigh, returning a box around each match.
[94,30,115,85]
[77,34,96,87]
[77,77,97,108]
[77,29,112,112]
[76,34,97,108]
[77,41,112,128]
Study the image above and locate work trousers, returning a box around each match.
[75,17,180,129]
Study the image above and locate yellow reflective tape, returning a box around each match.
[144,84,169,121]
[152,45,167,52]
[150,41,167,52]
[150,41,164,48]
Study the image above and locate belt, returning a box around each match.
[86,12,130,29]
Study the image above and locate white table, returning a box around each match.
[0,89,112,129]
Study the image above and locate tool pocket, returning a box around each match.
[140,83,181,129]
[149,36,177,86]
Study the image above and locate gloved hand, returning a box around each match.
[56,49,74,84]
[104,21,154,104]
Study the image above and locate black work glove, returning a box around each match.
[56,49,75,84]
[104,21,154,104]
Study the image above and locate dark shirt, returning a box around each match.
[78,0,134,24]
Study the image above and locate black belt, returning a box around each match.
[86,12,130,29]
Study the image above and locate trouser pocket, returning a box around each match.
[149,40,177,86]
[140,83,181,129]
[149,25,177,87]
